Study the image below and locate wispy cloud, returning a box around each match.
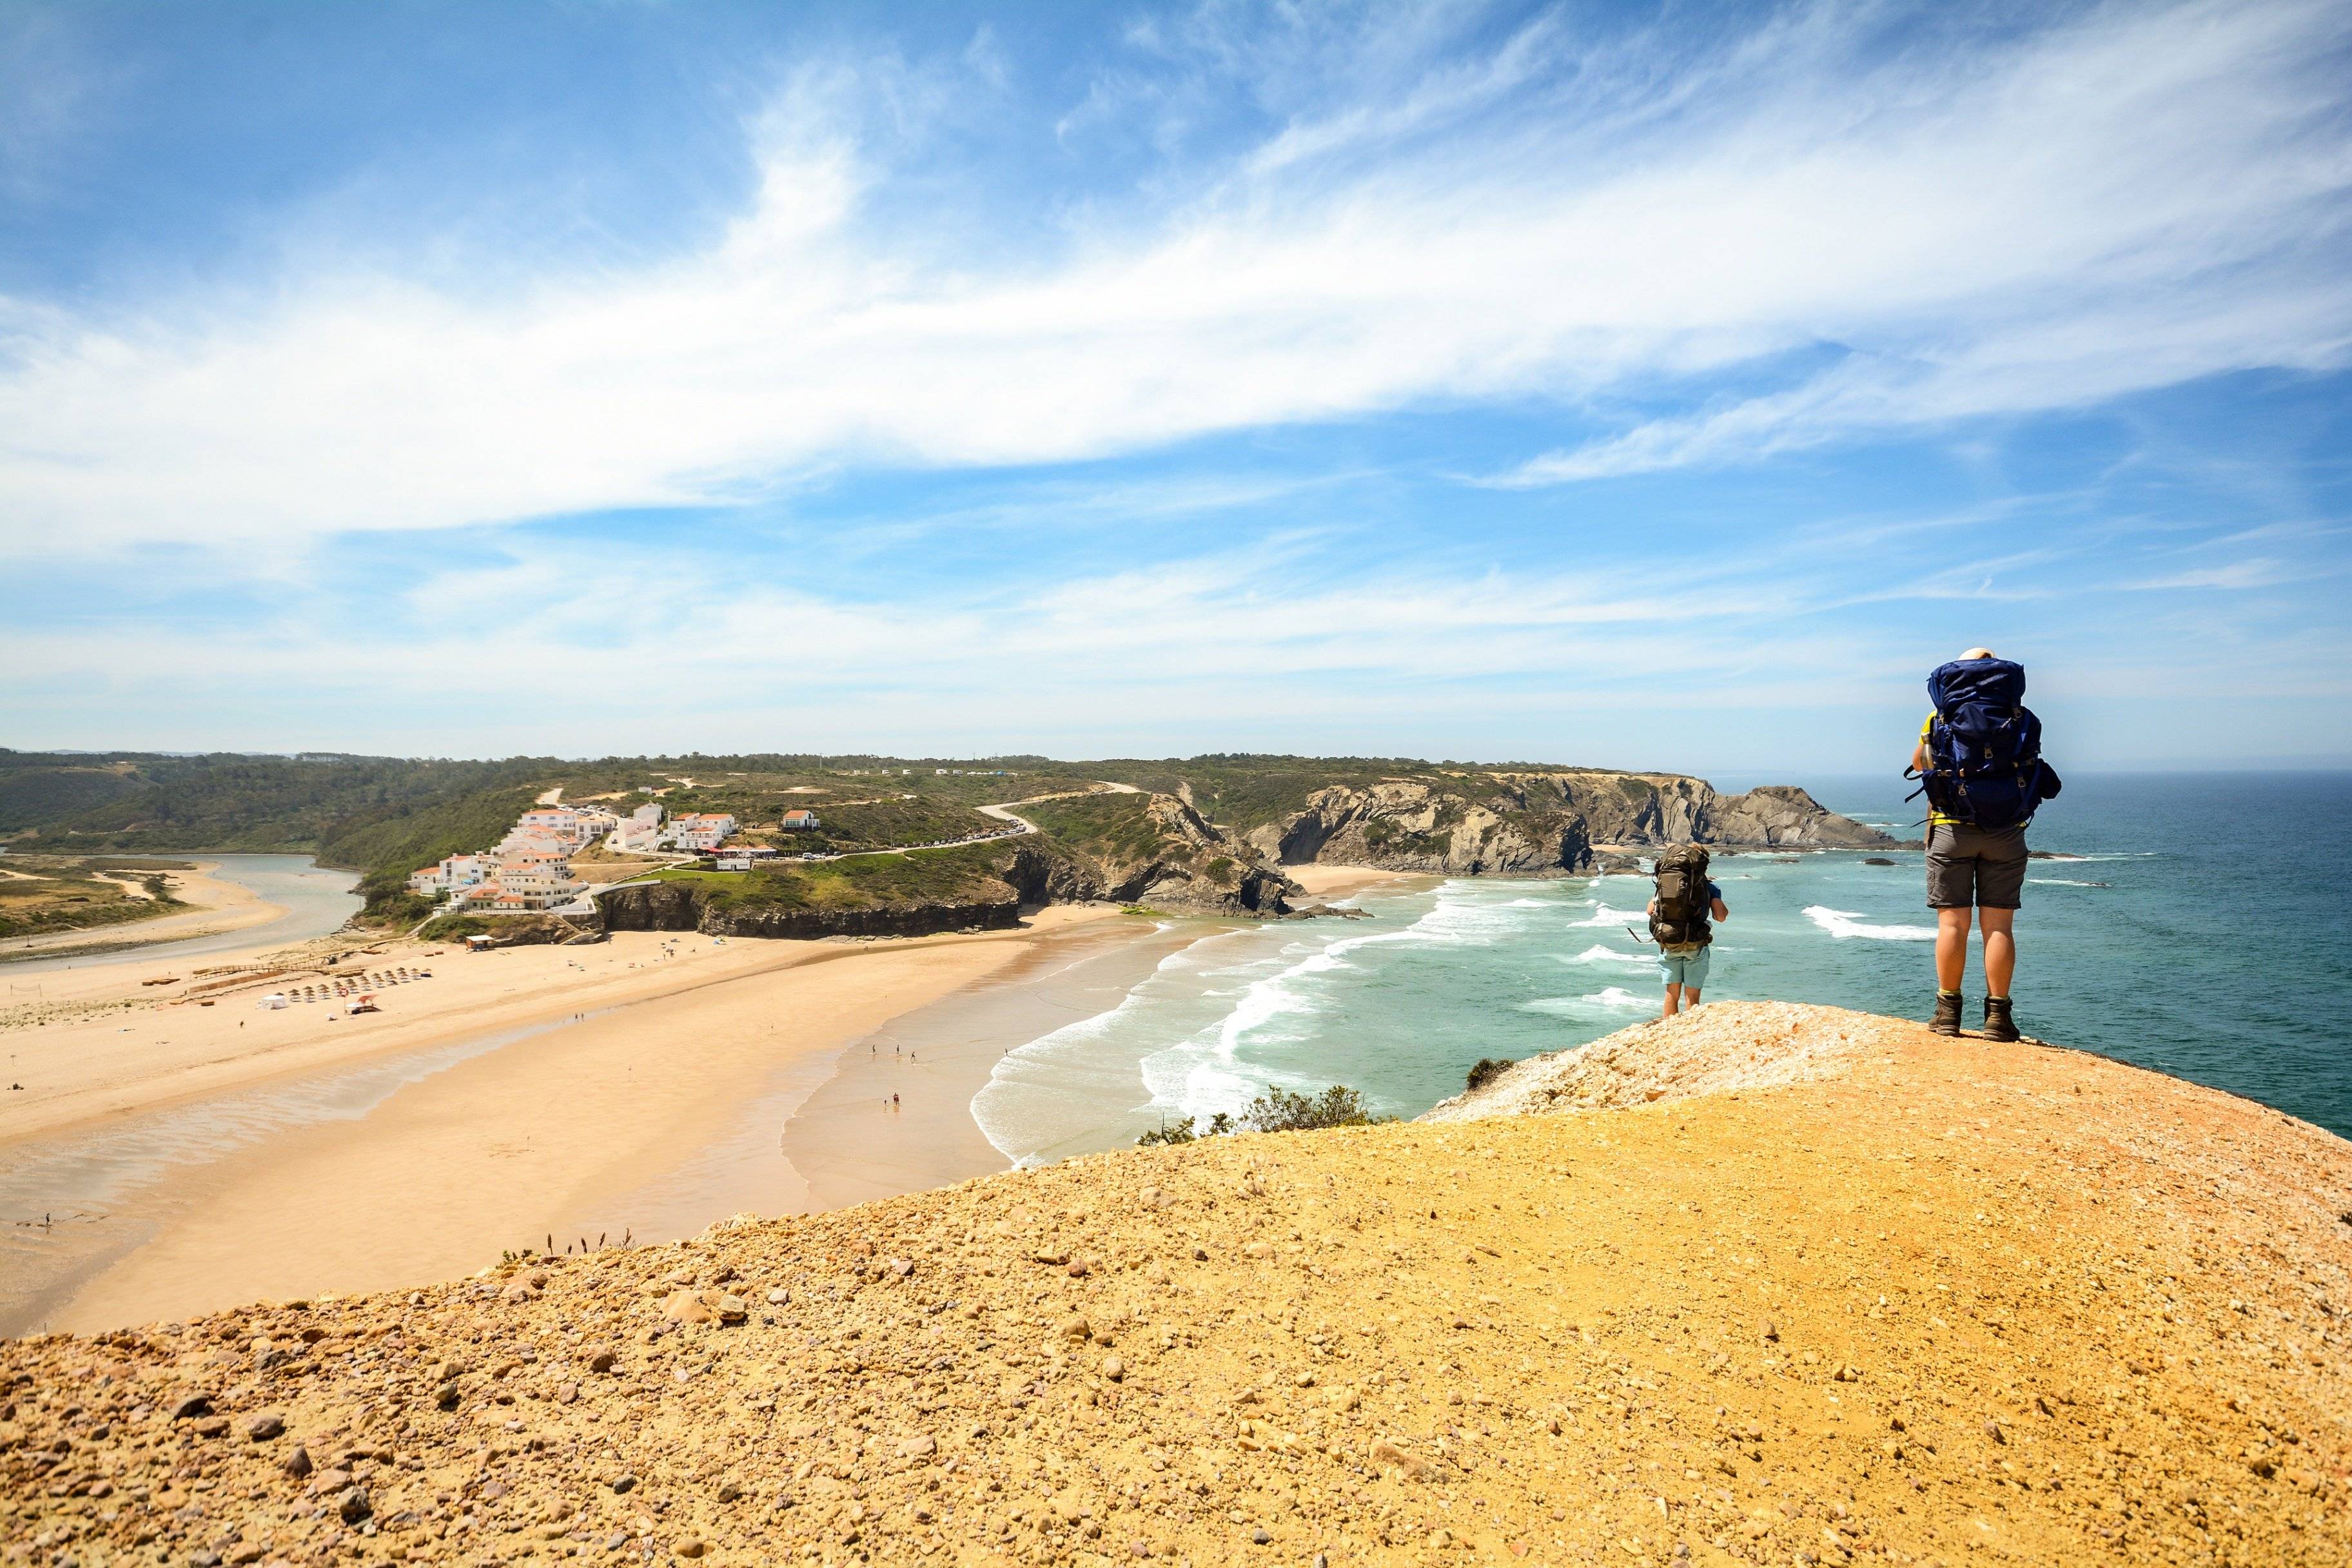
[2124,558,2296,591]
[3,0,2347,551]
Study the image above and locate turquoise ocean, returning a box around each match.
[971,772,2352,1159]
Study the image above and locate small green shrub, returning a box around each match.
[1465,1057,1515,1092]
[1237,1084,1389,1133]
[1134,1109,1234,1145]
[1135,1116,1197,1146]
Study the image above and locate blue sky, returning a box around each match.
[3,0,2349,773]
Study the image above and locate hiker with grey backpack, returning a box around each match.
[1906,649,2063,1042]
[1645,843,1728,1019]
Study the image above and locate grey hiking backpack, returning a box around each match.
[1648,844,1712,947]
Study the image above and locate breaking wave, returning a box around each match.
[1562,943,1655,968]
[1520,986,1651,1019]
[1803,906,1938,941]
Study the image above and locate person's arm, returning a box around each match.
[1710,896,1729,921]
[1645,897,1655,916]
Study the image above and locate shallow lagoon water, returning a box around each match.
[0,853,362,975]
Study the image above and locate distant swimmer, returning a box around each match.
[1645,845,1727,1019]
[1907,648,2063,1043]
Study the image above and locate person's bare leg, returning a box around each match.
[1979,908,2015,998]
[1936,908,1971,992]
[1661,983,1683,1019]
[1684,989,1701,1007]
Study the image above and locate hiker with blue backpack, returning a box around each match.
[1907,649,2062,1043]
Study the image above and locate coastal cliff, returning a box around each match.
[1242,772,1892,874]
[1008,794,1301,916]
[5,1003,2342,1567]
[595,877,1023,940]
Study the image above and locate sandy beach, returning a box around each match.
[0,865,1412,1335]
[0,906,1116,1332]
[1281,862,1413,900]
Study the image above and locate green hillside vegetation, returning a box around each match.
[647,787,997,854]
[651,841,1011,914]
[1015,792,1179,863]
[0,762,151,830]
[1087,755,1453,833]
[0,752,549,854]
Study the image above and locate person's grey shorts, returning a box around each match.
[1925,823,2028,910]
[1658,944,1711,990]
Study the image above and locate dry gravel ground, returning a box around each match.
[3,1002,2347,1568]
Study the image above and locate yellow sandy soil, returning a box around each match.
[3,1001,2343,1567]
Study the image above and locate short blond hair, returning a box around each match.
[1961,646,1995,660]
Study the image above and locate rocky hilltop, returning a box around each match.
[6,1003,2342,1567]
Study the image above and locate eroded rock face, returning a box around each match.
[1248,781,1594,874]
[1244,773,1890,872]
[709,898,1022,940]
[593,881,1021,939]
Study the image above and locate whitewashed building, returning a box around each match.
[668,812,738,851]
[408,853,492,897]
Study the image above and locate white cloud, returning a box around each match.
[1,0,2349,549]
[2124,558,2295,591]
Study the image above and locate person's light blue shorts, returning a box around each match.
[1658,944,1712,990]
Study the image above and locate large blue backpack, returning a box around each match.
[1908,657,2062,830]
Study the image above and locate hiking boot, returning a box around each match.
[1930,991,1963,1036]
[1983,995,2020,1043]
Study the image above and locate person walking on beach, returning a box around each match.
[1646,844,1727,1019]
[1908,648,2062,1043]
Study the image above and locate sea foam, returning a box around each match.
[1803,906,1939,941]
[1563,943,1655,968]
[1520,986,1651,1019]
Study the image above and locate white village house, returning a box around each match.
[667,812,738,852]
